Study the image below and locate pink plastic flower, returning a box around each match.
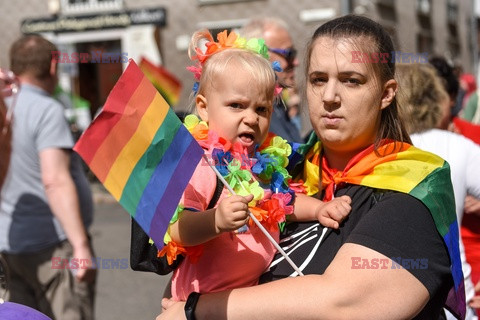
[288,179,307,194]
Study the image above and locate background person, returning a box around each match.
[240,16,302,143]
[0,35,96,320]
[396,62,480,319]
[428,56,460,128]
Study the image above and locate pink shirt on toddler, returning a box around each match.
[170,160,279,301]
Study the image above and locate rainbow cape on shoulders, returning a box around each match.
[289,132,466,319]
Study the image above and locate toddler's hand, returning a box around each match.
[215,194,254,233]
[316,195,351,229]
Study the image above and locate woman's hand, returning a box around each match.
[156,298,186,320]
[464,195,480,217]
[469,281,480,309]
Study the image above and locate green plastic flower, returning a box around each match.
[261,136,292,168]
[163,205,185,243]
[234,36,247,48]
[236,180,264,206]
[184,114,200,131]
[246,38,269,60]
[225,159,253,190]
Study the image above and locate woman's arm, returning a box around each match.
[159,243,429,320]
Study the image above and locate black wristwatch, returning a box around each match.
[185,291,201,320]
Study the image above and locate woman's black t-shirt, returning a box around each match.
[260,184,453,319]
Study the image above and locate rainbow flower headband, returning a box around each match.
[187,29,283,95]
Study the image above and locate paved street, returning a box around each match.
[90,184,170,320]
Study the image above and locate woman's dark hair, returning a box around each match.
[305,14,411,149]
[428,56,459,102]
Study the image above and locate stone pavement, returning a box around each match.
[90,181,117,204]
[89,182,170,320]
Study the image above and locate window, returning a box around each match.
[377,3,396,21]
[448,38,460,58]
[416,0,432,49]
[417,32,433,53]
[447,0,458,25]
[376,0,395,7]
[416,0,431,15]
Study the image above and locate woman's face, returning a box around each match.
[307,37,396,161]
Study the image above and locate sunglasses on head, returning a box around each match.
[268,47,297,66]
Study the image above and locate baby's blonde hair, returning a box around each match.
[187,29,277,112]
[199,49,276,97]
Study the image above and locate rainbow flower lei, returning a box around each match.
[187,29,283,96]
[158,114,306,265]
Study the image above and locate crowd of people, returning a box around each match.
[1,12,479,320]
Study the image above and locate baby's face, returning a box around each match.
[196,63,273,154]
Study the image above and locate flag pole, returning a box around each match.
[202,154,304,276]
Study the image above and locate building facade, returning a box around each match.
[0,0,476,115]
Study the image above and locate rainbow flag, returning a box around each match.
[291,133,466,319]
[139,57,182,107]
[74,60,204,249]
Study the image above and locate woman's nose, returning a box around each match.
[322,80,340,105]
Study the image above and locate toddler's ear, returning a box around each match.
[195,94,209,122]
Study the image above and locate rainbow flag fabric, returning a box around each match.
[139,57,182,107]
[74,60,204,249]
[291,133,466,319]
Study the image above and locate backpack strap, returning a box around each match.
[207,175,224,209]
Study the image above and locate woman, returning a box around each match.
[396,62,480,318]
[158,15,465,319]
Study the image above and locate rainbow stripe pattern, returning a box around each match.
[139,57,182,107]
[293,133,466,319]
[74,60,204,249]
